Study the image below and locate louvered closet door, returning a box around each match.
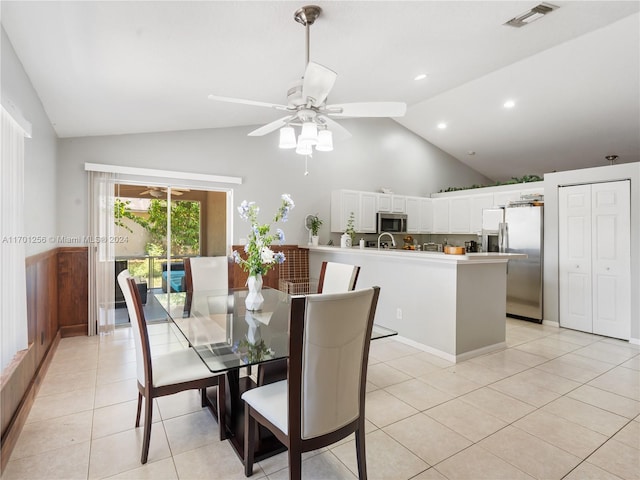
[591,181,630,339]
[559,185,593,332]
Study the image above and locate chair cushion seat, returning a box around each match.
[152,348,217,387]
[242,380,288,435]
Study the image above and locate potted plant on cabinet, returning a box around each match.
[309,214,323,246]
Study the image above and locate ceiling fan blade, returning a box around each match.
[325,102,407,118]
[302,62,337,107]
[248,115,296,137]
[318,115,352,141]
[140,190,153,196]
[208,95,288,110]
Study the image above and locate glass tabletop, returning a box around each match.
[154,287,396,373]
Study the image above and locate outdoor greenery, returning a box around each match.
[115,198,201,256]
[440,174,543,193]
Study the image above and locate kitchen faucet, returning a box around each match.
[377,232,396,249]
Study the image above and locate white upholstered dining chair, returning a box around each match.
[242,286,380,479]
[184,256,229,292]
[316,261,360,293]
[256,260,361,387]
[117,270,226,464]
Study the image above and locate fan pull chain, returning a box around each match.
[304,154,310,176]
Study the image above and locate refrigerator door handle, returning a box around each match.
[498,222,508,252]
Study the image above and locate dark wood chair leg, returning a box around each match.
[288,448,302,480]
[201,387,207,408]
[141,395,153,464]
[135,392,143,428]
[355,426,367,480]
[244,405,255,477]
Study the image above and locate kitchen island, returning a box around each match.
[305,246,526,362]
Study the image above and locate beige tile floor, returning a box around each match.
[2,318,639,479]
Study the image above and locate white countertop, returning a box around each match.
[302,245,526,264]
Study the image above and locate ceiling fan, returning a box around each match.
[208,5,407,155]
[139,187,189,198]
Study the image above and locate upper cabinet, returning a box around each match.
[377,194,406,213]
[330,190,377,233]
[469,194,495,233]
[432,198,450,233]
[448,197,471,233]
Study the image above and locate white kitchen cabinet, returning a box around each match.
[559,180,630,339]
[391,195,406,213]
[470,194,494,233]
[431,198,449,233]
[377,194,406,213]
[405,196,432,234]
[419,197,433,232]
[492,190,522,207]
[330,190,377,233]
[405,197,420,233]
[377,194,392,212]
[359,192,378,232]
[448,197,471,233]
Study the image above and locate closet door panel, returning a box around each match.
[559,185,592,332]
[591,180,630,339]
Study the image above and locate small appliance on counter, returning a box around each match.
[423,243,443,252]
[464,240,478,252]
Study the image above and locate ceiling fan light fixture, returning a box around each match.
[279,126,297,149]
[295,139,313,155]
[315,129,333,152]
[298,121,318,146]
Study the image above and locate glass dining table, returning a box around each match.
[154,286,396,461]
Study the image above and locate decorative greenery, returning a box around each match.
[440,174,543,193]
[309,214,323,236]
[345,211,356,242]
[231,194,295,277]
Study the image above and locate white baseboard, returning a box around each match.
[630,337,640,345]
[543,320,560,328]
[394,336,506,363]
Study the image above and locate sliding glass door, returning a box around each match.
[113,184,228,325]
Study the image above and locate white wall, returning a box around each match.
[57,118,491,246]
[544,163,640,342]
[1,27,58,256]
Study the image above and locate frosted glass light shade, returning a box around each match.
[279,126,296,149]
[315,129,333,151]
[298,122,318,146]
[295,137,313,155]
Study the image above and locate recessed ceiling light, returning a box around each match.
[414,73,427,81]
[437,122,447,129]
[504,100,516,108]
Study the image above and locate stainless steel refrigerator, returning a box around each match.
[482,205,544,322]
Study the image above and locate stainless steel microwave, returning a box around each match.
[377,213,407,234]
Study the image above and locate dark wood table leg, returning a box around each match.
[204,369,285,462]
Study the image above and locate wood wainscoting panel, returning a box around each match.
[1,248,61,472]
[57,247,88,337]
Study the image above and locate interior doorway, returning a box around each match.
[113,183,228,324]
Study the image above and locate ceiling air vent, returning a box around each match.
[504,3,558,28]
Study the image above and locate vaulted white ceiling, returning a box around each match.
[2,1,639,181]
